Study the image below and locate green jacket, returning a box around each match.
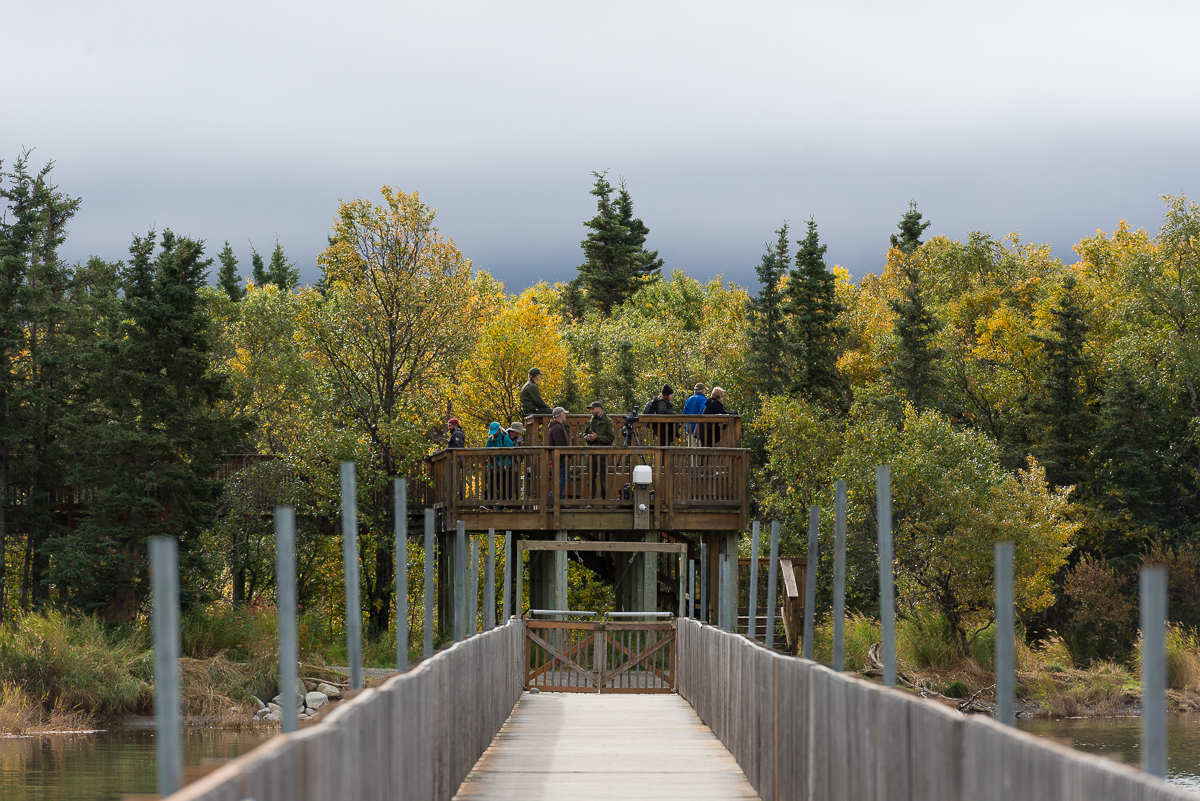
[584,413,615,446]
[519,381,552,417]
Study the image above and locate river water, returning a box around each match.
[1019,714,1200,793]
[0,725,274,801]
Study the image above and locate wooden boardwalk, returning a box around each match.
[453,693,758,800]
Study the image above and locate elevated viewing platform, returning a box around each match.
[421,414,749,534]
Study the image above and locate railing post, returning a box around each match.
[688,558,695,619]
[485,528,496,632]
[700,542,708,625]
[748,521,760,639]
[395,479,408,670]
[341,462,363,690]
[515,540,524,617]
[150,536,181,797]
[469,537,479,636]
[503,530,512,621]
[423,509,435,659]
[718,554,729,631]
[765,521,779,651]
[994,541,1014,726]
[678,551,685,619]
[455,521,466,641]
[833,480,846,673]
[276,506,299,732]
[877,467,895,687]
[1141,566,1168,778]
[803,506,818,660]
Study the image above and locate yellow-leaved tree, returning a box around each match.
[457,287,568,432]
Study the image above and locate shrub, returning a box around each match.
[943,680,970,699]
[1165,625,1200,691]
[811,612,880,670]
[1063,556,1136,662]
[896,612,961,671]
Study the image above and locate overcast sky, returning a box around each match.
[6,1,1200,290]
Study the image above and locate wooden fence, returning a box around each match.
[169,618,525,801]
[675,618,1194,801]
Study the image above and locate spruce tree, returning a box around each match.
[784,219,847,407]
[265,238,300,291]
[250,245,268,286]
[216,240,246,300]
[52,230,251,619]
[577,172,662,315]
[885,203,943,409]
[747,222,791,397]
[561,359,582,413]
[1032,275,1093,490]
[617,341,637,414]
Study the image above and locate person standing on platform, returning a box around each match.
[446,417,466,448]
[683,383,708,448]
[485,421,514,503]
[548,407,570,498]
[584,401,614,501]
[702,387,730,447]
[642,384,676,445]
[520,367,553,418]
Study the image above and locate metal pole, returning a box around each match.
[877,467,895,687]
[515,540,524,616]
[700,542,708,625]
[678,552,685,618]
[1141,566,1168,778]
[423,509,435,659]
[276,506,299,733]
[502,531,512,621]
[395,480,408,671]
[150,536,181,797]
[833,480,846,672]
[803,506,818,660]
[748,521,760,639]
[341,462,363,690]
[718,554,729,630]
[469,538,479,636]
[765,521,779,650]
[485,528,496,632]
[454,521,466,641]
[994,541,1014,726]
[688,558,695,619]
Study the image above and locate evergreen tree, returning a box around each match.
[265,238,300,291]
[51,230,251,619]
[885,204,943,410]
[890,200,931,255]
[250,245,268,286]
[784,219,847,407]
[617,341,637,414]
[216,240,246,300]
[746,223,791,397]
[561,277,586,322]
[576,172,662,315]
[561,359,581,413]
[1032,275,1093,490]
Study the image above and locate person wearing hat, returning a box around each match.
[642,383,677,444]
[485,421,514,503]
[583,401,614,501]
[506,421,526,447]
[547,407,570,498]
[519,368,553,418]
[446,417,466,449]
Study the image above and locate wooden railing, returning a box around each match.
[427,447,749,530]
[522,413,742,449]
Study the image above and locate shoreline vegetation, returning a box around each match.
[4,607,1199,734]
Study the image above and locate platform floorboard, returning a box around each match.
[453,692,758,800]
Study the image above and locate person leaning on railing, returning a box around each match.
[485,422,514,504]
[641,384,677,445]
[548,407,569,498]
[584,401,613,501]
[702,387,731,446]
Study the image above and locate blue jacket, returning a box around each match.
[683,391,707,432]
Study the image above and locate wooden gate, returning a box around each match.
[524,619,676,693]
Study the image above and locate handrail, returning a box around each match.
[522,413,743,449]
[527,609,598,617]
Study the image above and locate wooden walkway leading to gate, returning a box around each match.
[453,693,757,800]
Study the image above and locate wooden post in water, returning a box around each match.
[454,521,466,641]
[1141,566,1168,778]
[765,521,779,650]
[748,521,760,639]
[877,467,895,687]
[276,506,298,733]
[485,528,496,632]
[994,541,1014,726]
[395,480,408,670]
[423,509,435,659]
[341,462,363,690]
[150,536,182,797]
[833,480,846,673]
[803,506,818,660]
[502,530,512,620]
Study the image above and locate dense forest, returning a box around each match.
[2,153,1199,673]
